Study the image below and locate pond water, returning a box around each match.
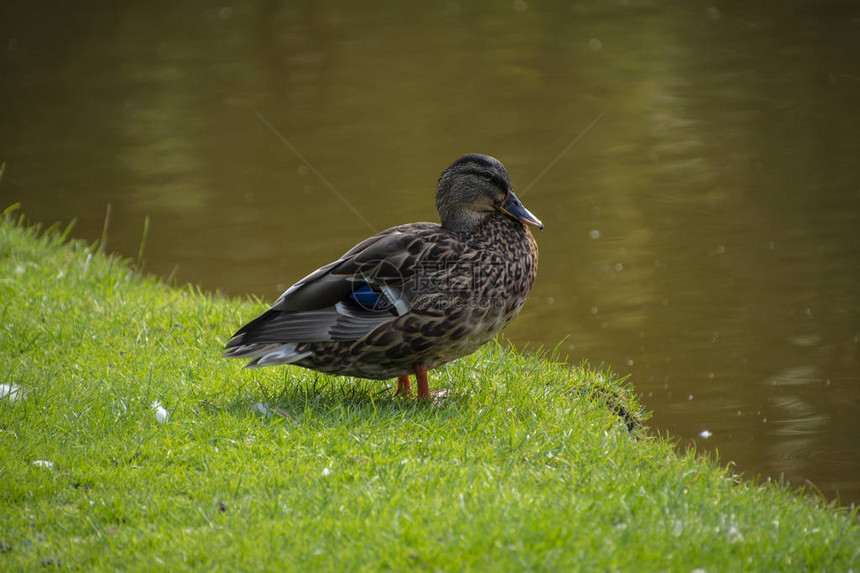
[2,1,858,504]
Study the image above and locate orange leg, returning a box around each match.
[414,364,431,402]
[394,375,412,398]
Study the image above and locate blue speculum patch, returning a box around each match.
[349,284,383,308]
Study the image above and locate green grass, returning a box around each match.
[0,209,857,571]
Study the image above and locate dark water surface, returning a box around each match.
[2,1,859,503]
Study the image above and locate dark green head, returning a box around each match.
[436,154,543,233]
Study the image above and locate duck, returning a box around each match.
[225,153,542,401]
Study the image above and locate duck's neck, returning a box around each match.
[469,212,529,239]
[441,210,491,233]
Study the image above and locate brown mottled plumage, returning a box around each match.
[225,154,541,400]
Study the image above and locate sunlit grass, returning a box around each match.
[0,209,857,571]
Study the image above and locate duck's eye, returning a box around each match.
[480,171,493,181]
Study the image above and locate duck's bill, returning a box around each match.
[498,191,544,230]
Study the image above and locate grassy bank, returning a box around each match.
[0,210,857,571]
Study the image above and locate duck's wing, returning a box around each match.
[224,224,439,354]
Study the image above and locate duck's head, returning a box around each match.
[436,153,544,233]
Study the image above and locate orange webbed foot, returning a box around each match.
[395,366,448,403]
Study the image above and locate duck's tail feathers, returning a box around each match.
[224,342,312,368]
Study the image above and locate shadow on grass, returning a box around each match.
[201,366,648,436]
[198,374,457,424]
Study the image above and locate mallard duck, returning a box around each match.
[225,153,541,400]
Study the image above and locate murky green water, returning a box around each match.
[2,1,858,503]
